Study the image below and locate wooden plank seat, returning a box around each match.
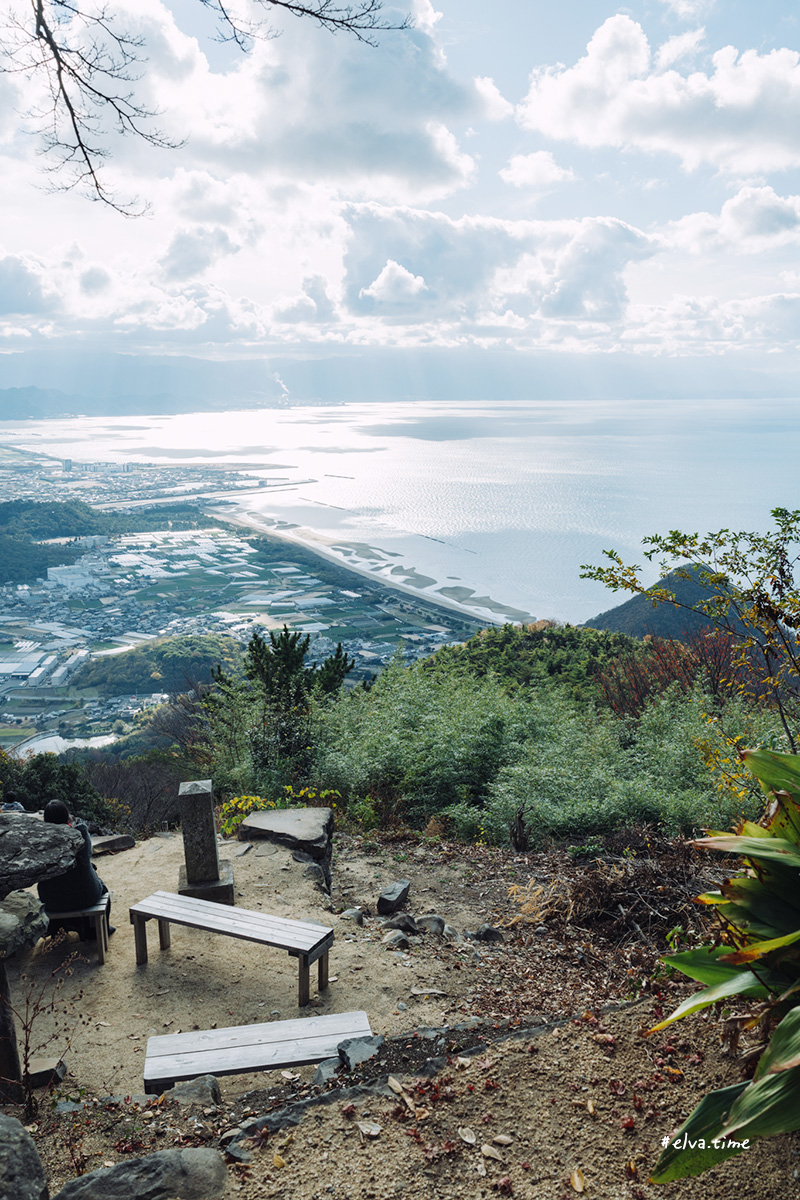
[144,1009,372,1093]
[129,890,334,1007]
[45,897,110,964]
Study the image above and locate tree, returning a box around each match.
[1,0,410,212]
[580,508,800,750]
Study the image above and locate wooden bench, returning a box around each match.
[143,1009,372,1093]
[45,898,110,964]
[129,891,334,1007]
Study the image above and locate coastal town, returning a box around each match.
[0,445,484,751]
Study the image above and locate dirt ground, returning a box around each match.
[4,829,799,1199]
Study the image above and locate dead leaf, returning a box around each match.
[625,1160,639,1180]
[458,1127,477,1145]
[410,988,446,996]
[95,1021,111,1028]
[280,1071,299,1082]
[456,1057,471,1070]
[357,1122,381,1138]
[476,1159,487,1177]
[586,1099,596,1117]
[570,1167,586,1193]
[481,1144,503,1161]
[493,1134,513,1145]
[273,1153,286,1168]
[387,1076,405,1095]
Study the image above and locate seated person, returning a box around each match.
[37,800,115,939]
[1,790,25,812]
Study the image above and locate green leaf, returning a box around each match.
[650,966,771,1032]
[741,748,800,800]
[650,1082,750,1183]
[692,834,800,871]
[663,946,765,987]
[720,1062,800,1141]
[755,1006,800,1079]
[720,926,800,964]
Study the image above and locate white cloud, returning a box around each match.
[344,204,653,327]
[474,76,514,120]
[517,15,800,174]
[359,260,429,304]
[655,28,705,71]
[658,0,712,19]
[159,227,241,281]
[0,255,57,315]
[669,186,800,254]
[500,151,576,191]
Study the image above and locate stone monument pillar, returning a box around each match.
[177,780,234,905]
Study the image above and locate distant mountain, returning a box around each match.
[583,569,718,639]
[0,385,284,419]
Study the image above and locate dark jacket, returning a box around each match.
[37,821,106,911]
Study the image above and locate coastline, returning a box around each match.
[207,500,533,628]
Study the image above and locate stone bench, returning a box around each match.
[129,890,334,1006]
[45,898,111,964]
[143,1010,372,1093]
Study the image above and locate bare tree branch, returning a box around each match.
[0,0,411,213]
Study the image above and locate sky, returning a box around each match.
[3,0,800,396]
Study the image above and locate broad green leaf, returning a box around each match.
[662,945,753,985]
[741,748,800,800]
[721,872,800,918]
[720,1062,800,1141]
[650,971,771,1032]
[755,1007,800,1079]
[650,1082,750,1183]
[720,926,800,964]
[692,834,800,871]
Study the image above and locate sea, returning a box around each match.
[3,395,799,625]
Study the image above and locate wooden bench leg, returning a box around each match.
[95,911,107,966]
[318,950,329,992]
[157,919,171,951]
[132,914,149,966]
[298,955,310,1007]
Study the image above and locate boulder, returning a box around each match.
[239,808,333,888]
[340,908,364,926]
[416,914,445,935]
[381,913,419,935]
[382,929,409,950]
[0,815,83,898]
[0,891,49,957]
[52,1148,226,1200]
[338,1034,385,1071]
[472,924,504,944]
[377,880,410,915]
[0,1114,48,1200]
[165,1075,221,1108]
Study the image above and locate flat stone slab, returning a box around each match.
[0,815,83,899]
[91,834,135,856]
[239,808,333,857]
[239,808,334,887]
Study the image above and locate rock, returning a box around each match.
[0,815,83,899]
[473,924,504,943]
[239,808,333,888]
[381,913,419,935]
[52,1148,226,1200]
[0,1114,48,1200]
[377,880,410,915]
[0,891,49,957]
[302,863,328,892]
[338,1034,385,1071]
[397,1001,408,1012]
[442,924,462,942]
[416,914,445,935]
[340,908,364,926]
[90,834,135,856]
[312,1057,340,1085]
[165,1075,221,1108]
[382,929,409,950]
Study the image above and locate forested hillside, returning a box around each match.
[72,634,242,695]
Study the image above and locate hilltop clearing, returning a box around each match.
[4,828,792,1198]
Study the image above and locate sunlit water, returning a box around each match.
[3,397,798,623]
